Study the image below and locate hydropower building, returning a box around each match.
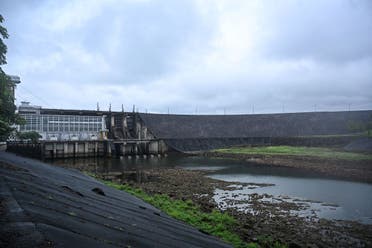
[18,101,107,141]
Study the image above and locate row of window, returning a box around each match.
[19,114,104,133]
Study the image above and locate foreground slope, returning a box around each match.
[0,152,231,248]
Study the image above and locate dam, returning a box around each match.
[7,103,372,158]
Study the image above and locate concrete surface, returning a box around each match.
[0,151,231,248]
[140,111,372,139]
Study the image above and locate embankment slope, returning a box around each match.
[0,152,231,248]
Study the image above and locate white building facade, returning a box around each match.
[18,102,107,141]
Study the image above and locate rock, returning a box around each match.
[92,187,105,196]
[288,242,302,248]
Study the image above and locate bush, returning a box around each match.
[17,131,42,142]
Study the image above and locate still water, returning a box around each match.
[50,155,372,224]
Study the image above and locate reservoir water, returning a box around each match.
[50,155,372,224]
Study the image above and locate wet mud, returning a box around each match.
[96,168,372,248]
[204,152,372,183]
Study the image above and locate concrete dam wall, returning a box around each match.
[11,108,372,156]
[139,110,372,151]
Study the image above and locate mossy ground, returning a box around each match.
[98,179,286,248]
[214,146,372,161]
[103,180,255,248]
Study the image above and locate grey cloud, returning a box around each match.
[260,0,372,63]
[1,0,371,113]
[72,0,210,84]
[3,0,211,84]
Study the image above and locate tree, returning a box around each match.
[0,15,8,65]
[0,15,23,141]
[348,115,372,137]
[17,131,42,143]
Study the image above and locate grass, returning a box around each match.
[214,146,372,161]
[298,133,361,138]
[367,130,372,137]
[300,131,372,138]
[86,174,289,248]
[102,180,259,248]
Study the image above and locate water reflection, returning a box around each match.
[50,156,177,174]
[49,155,372,224]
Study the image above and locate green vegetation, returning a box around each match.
[215,146,372,161]
[99,179,265,248]
[348,117,372,137]
[17,131,42,142]
[256,236,285,248]
[103,180,255,247]
[0,15,24,141]
[298,134,361,138]
[85,173,288,248]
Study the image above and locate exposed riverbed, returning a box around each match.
[50,155,372,247]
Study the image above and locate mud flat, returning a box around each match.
[20,151,372,247]
[96,167,372,248]
[204,151,372,184]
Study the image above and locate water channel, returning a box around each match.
[50,155,372,224]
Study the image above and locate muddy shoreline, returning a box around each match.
[204,152,372,184]
[92,167,372,248]
[51,155,372,247]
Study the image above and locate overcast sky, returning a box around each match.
[1,0,372,114]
